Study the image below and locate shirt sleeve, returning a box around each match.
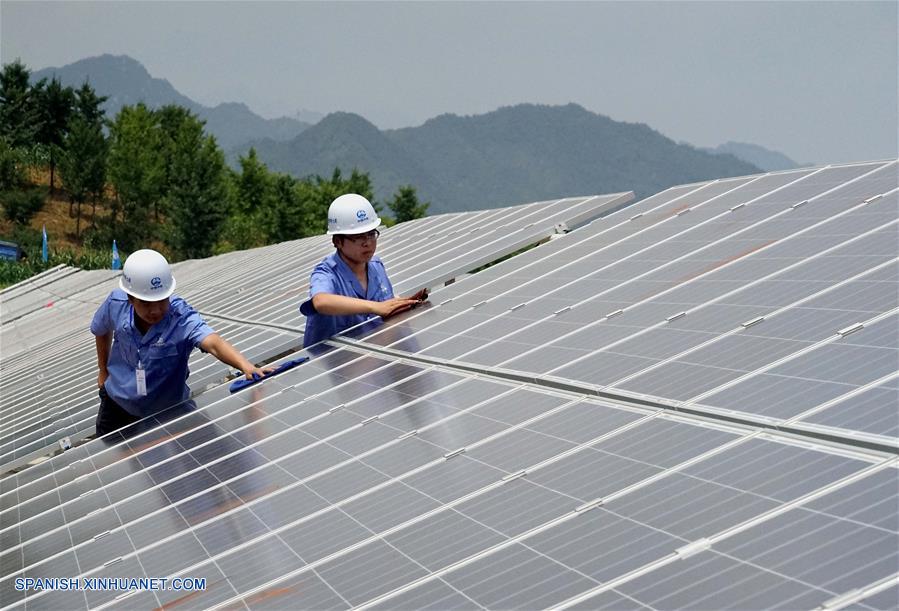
[301,265,338,316]
[175,300,215,348]
[309,265,337,298]
[89,293,114,336]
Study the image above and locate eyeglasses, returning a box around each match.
[342,229,380,244]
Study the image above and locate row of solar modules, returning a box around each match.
[2,161,896,610]
[0,345,895,610]
[0,266,300,468]
[342,160,898,449]
[0,315,298,471]
[0,194,627,470]
[178,194,625,327]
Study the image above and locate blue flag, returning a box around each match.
[111,240,121,270]
[41,225,48,262]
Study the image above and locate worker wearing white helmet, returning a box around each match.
[300,194,427,347]
[91,249,270,435]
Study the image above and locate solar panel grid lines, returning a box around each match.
[0,325,85,374]
[193,197,593,299]
[370,165,896,404]
[0,267,79,306]
[175,239,331,314]
[319,436,892,611]
[384,170,840,354]
[464,166,897,377]
[3,348,370,491]
[349,173,781,352]
[179,237,328,307]
[685,307,899,407]
[1,342,100,419]
[5,352,740,596]
[0,326,301,488]
[1,364,492,560]
[2,267,114,304]
[545,456,898,611]
[823,573,899,611]
[0,373,572,579]
[179,194,623,329]
[0,322,290,461]
[0,352,386,522]
[792,373,899,442]
[176,241,335,309]
[6,372,655,608]
[138,410,755,611]
[607,252,899,393]
[393,196,622,293]
[2,164,896,610]
[0,314,299,463]
[0,264,70,296]
[5,394,892,608]
[689,315,899,431]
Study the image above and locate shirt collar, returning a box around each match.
[126,301,173,341]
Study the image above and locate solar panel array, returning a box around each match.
[1,162,896,611]
[347,161,898,449]
[0,194,626,470]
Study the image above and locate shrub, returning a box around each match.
[1,186,47,225]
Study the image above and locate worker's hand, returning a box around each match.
[370,297,421,319]
[97,369,108,389]
[406,288,429,302]
[242,365,274,381]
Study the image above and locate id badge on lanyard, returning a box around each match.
[136,360,147,396]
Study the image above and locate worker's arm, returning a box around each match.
[199,333,272,380]
[95,333,112,388]
[311,293,421,318]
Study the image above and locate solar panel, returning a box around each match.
[1,161,895,610]
[0,194,625,472]
[181,194,629,327]
[345,161,897,443]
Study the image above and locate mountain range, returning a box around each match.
[32,55,310,150]
[246,105,761,213]
[30,54,772,214]
[702,141,801,171]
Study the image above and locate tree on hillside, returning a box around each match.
[263,174,305,243]
[388,185,429,223]
[217,148,274,250]
[0,60,43,149]
[35,77,75,190]
[73,81,107,125]
[156,104,203,222]
[0,135,46,226]
[107,104,165,249]
[59,116,107,236]
[164,117,230,259]
[69,82,108,223]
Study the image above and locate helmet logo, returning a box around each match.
[150,276,163,289]
[356,209,368,221]
[123,273,132,286]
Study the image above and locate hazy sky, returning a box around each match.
[2,1,896,165]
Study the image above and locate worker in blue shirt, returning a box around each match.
[91,249,269,435]
[300,194,427,347]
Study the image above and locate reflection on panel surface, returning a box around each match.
[2,163,896,610]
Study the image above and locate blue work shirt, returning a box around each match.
[90,289,214,417]
[300,252,394,347]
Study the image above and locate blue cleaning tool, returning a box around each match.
[228,357,309,393]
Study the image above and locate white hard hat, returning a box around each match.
[327,194,382,235]
[119,249,176,301]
